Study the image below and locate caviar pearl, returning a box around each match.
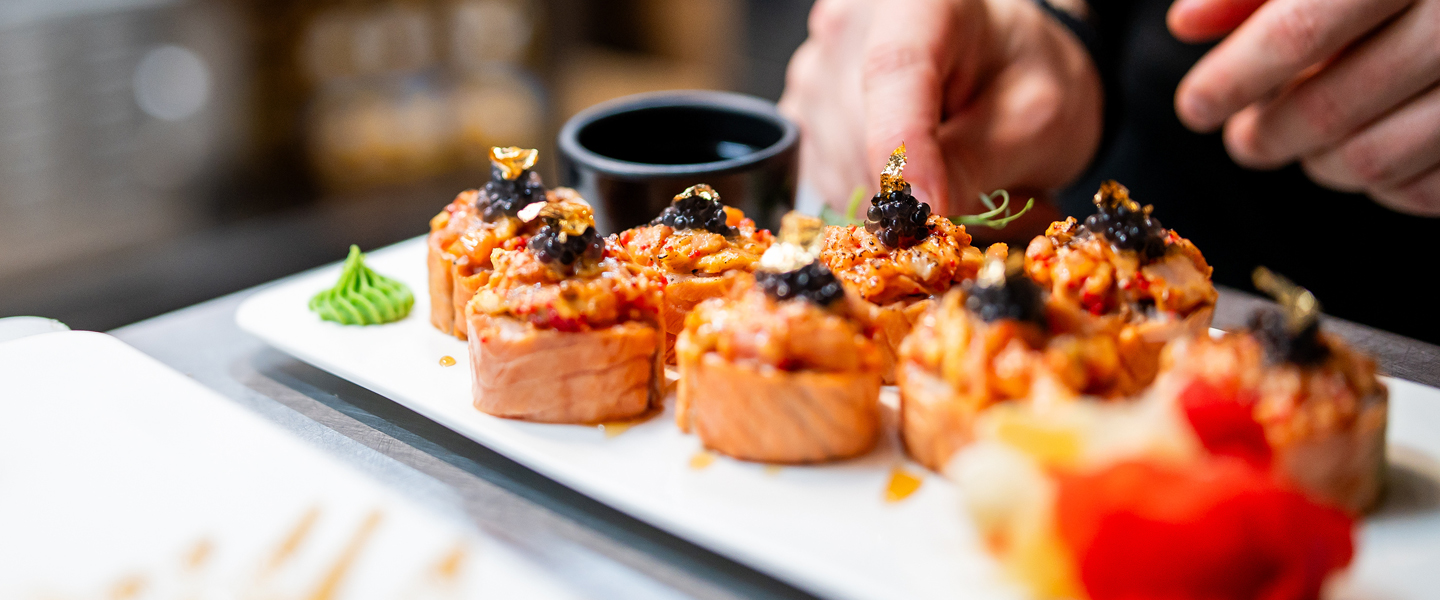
[529,225,604,267]
[864,187,932,249]
[756,262,846,307]
[479,167,547,222]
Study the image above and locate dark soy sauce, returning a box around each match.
[576,106,783,165]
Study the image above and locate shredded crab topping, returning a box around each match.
[759,242,816,273]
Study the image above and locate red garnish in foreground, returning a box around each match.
[1057,460,1354,600]
[1180,379,1272,467]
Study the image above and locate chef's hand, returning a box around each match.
[778,0,1102,220]
[1172,0,1440,215]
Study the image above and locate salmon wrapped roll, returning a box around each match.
[467,199,666,423]
[1024,181,1216,387]
[898,259,1141,471]
[428,147,587,340]
[676,245,883,463]
[818,146,985,382]
[610,184,772,362]
[1155,268,1387,514]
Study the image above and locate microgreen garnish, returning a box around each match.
[820,186,1032,229]
[951,190,1033,229]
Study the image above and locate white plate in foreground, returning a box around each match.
[237,237,1440,600]
[0,331,588,599]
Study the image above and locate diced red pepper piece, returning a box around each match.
[1057,460,1353,600]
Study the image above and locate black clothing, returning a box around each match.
[1061,0,1440,345]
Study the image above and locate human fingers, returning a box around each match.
[780,0,873,209]
[933,0,1100,216]
[1175,0,1412,132]
[1167,0,1269,43]
[860,0,976,214]
[1369,164,1440,216]
[1299,82,1440,196]
[1224,0,1440,168]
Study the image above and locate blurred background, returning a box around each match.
[0,0,813,330]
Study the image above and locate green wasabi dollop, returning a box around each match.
[309,245,413,325]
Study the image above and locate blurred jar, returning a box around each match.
[299,0,544,194]
[301,2,454,192]
[308,74,456,192]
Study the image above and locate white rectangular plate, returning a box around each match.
[237,237,1440,600]
[0,331,590,599]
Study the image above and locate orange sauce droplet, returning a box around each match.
[594,405,662,438]
[305,510,383,600]
[266,507,321,573]
[884,466,923,503]
[109,574,146,600]
[439,355,457,367]
[764,465,782,476]
[184,538,213,571]
[689,451,715,470]
[433,542,468,580]
[600,421,633,438]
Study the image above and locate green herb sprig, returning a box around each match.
[951,190,1034,229]
[819,186,1033,229]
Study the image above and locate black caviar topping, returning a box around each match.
[962,273,1046,328]
[756,262,845,307]
[529,225,604,267]
[1250,308,1330,366]
[1082,181,1167,261]
[864,185,932,248]
[651,184,735,235]
[479,167,547,222]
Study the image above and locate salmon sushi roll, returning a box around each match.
[1024,181,1216,387]
[610,184,772,362]
[427,146,587,340]
[676,245,883,463]
[1155,268,1388,514]
[818,145,985,383]
[898,259,1142,471]
[466,199,666,423]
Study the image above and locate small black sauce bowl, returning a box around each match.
[557,90,799,234]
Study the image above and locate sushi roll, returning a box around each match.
[818,145,985,382]
[428,146,586,340]
[898,258,1142,471]
[610,184,772,362]
[675,243,883,463]
[466,198,666,423]
[1155,268,1388,514]
[1024,181,1217,387]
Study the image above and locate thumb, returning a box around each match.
[1168,0,1269,42]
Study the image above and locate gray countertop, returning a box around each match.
[111,285,1439,600]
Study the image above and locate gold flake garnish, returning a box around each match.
[518,197,594,236]
[490,146,539,180]
[674,183,721,205]
[880,143,908,194]
[1252,267,1321,333]
[1093,180,1152,218]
